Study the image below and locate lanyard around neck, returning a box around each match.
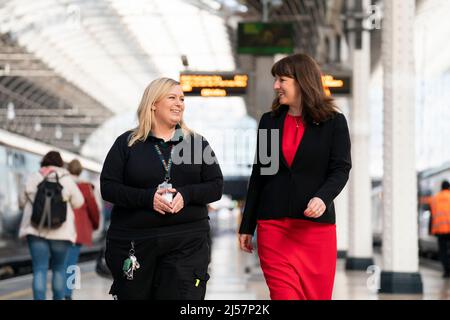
[154,144,174,182]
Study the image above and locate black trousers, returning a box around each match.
[105,231,211,300]
[437,234,450,273]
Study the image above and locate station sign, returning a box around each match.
[322,74,352,96]
[180,73,249,97]
[237,22,294,55]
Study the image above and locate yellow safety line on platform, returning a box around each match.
[0,288,33,300]
[0,271,97,300]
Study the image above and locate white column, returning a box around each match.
[254,56,275,119]
[244,56,275,121]
[346,0,374,270]
[336,184,349,257]
[380,0,422,294]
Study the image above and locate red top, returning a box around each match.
[74,182,100,246]
[282,114,305,167]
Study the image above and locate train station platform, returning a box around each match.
[0,209,449,301]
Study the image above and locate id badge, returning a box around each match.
[158,181,173,203]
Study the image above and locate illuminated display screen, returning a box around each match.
[322,75,351,96]
[237,22,294,55]
[180,73,249,97]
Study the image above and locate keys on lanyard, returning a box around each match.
[123,241,140,280]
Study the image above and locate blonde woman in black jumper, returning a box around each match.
[101,78,223,300]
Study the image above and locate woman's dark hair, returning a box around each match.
[442,180,450,190]
[271,53,338,123]
[40,151,64,168]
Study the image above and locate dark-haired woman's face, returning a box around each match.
[273,75,301,107]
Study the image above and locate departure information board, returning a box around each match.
[180,73,249,97]
[237,22,294,55]
[322,74,351,96]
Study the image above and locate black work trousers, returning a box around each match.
[437,234,450,273]
[105,231,211,300]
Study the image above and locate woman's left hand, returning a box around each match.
[304,197,326,218]
[168,188,184,214]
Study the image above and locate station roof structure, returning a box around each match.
[0,0,348,154]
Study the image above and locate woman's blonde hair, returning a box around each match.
[128,77,191,147]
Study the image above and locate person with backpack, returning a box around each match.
[64,159,101,300]
[19,151,84,300]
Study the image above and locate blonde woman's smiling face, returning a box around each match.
[153,85,185,126]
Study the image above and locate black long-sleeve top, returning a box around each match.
[239,106,352,235]
[101,128,223,240]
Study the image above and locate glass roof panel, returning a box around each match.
[1,0,235,114]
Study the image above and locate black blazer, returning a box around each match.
[239,106,352,235]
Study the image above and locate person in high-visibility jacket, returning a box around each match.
[430,180,450,278]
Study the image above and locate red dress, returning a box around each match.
[256,114,337,300]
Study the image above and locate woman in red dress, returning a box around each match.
[238,54,352,300]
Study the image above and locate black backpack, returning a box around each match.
[30,173,67,230]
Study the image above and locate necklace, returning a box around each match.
[293,116,301,128]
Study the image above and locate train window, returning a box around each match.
[24,153,40,173]
[6,151,13,167]
[15,153,25,167]
[6,150,25,169]
[0,146,5,165]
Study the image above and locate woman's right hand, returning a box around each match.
[239,234,254,253]
[153,189,173,215]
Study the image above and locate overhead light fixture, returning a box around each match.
[202,0,221,11]
[34,117,42,132]
[3,63,11,75]
[237,4,248,13]
[73,132,81,147]
[219,0,248,12]
[271,0,283,8]
[181,55,189,67]
[55,125,63,139]
[7,101,15,120]
[66,4,82,30]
